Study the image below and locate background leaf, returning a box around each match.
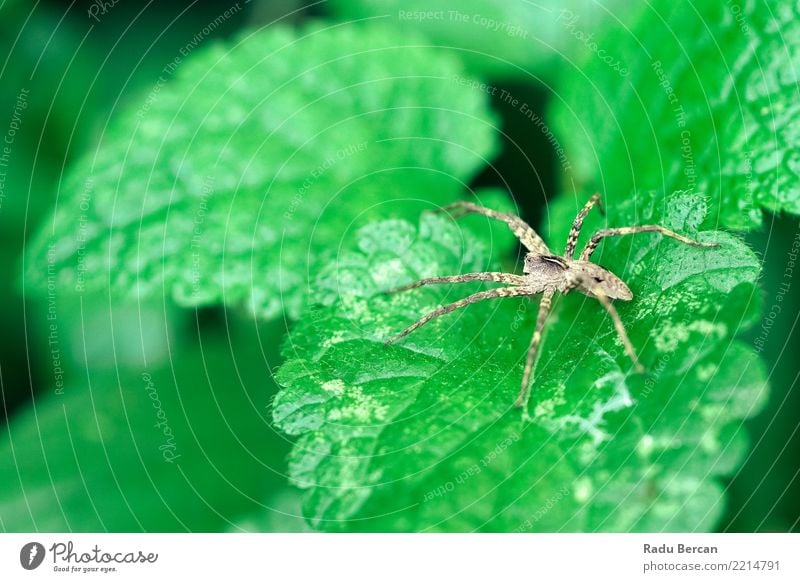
[25,22,499,320]
[325,0,632,81]
[551,1,800,229]
[273,191,767,531]
[0,312,299,532]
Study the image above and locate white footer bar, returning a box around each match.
[1,533,797,581]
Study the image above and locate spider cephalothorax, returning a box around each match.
[385,194,719,417]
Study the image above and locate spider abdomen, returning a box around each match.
[522,254,568,292]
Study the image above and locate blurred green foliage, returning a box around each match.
[1,305,300,531]
[0,0,798,534]
[26,22,498,320]
[0,0,250,416]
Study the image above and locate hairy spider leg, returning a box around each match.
[435,201,551,256]
[564,193,604,259]
[385,286,534,344]
[580,224,719,262]
[591,288,645,373]
[515,290,555,417]
[385,272,526,294]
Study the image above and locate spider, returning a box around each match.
[384,194,719,417]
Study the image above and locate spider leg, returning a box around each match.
[564,193,605,259]
[385,272,526,294]
[579,224,720,261]
[385,286,534,344]
[434,201,550,255]
[592,289,645,373]
[514,290,554,418]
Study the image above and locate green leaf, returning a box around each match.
[551,1,800,230]
[25,22,498,319]
[325,0,632,80]
[0,322,286,532]
[273,191,767,531]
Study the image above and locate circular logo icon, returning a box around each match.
[19,542,46,570]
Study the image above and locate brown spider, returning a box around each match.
[384,194,719,416]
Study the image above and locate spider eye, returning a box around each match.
[593,276,603,282]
